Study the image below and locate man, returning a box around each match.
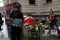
[0,13,3,31]
[10,6,24,40]
[48,16,56,28]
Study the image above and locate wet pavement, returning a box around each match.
[0,17,9,40]
[0,17,60,40]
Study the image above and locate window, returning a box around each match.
[0,0,3,7]
[46,0,52,3]
[29,0,35,4]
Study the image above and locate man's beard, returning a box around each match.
[14,10,19,13]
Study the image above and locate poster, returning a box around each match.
[43,30,49,36]
[51,30,58,35]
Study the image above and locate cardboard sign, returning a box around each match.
[51,30,58,35]
[11,19,23,27]
[43,30,49,36]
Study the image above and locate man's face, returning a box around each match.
[14,8,19,11]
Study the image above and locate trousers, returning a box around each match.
[11,27,22,40]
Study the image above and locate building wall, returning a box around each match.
[3,0,60,15]
[42,0,60,15]
[17,0,39,13]
[8,0,43,14]
[16,0,60,15]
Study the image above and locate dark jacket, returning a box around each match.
[0,13,3,30]
[10,11,24,28]
[10,11,24,22]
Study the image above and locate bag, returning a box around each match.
[11,19,23,27]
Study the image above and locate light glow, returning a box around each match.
[59,27,60,30]
[0,0,3,7]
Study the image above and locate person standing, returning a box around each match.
[0,13,3,31]
[10,6,24,40]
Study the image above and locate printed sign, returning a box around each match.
[51,30,58,35]
[11,19,23,27]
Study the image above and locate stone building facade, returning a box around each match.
[1,0,60,19]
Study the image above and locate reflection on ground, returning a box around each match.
[0,17,9,40]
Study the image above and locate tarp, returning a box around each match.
[24,16,36,25]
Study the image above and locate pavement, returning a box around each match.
[0,17,9,40]
[0,17,60,40]
[0,17,29,40]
